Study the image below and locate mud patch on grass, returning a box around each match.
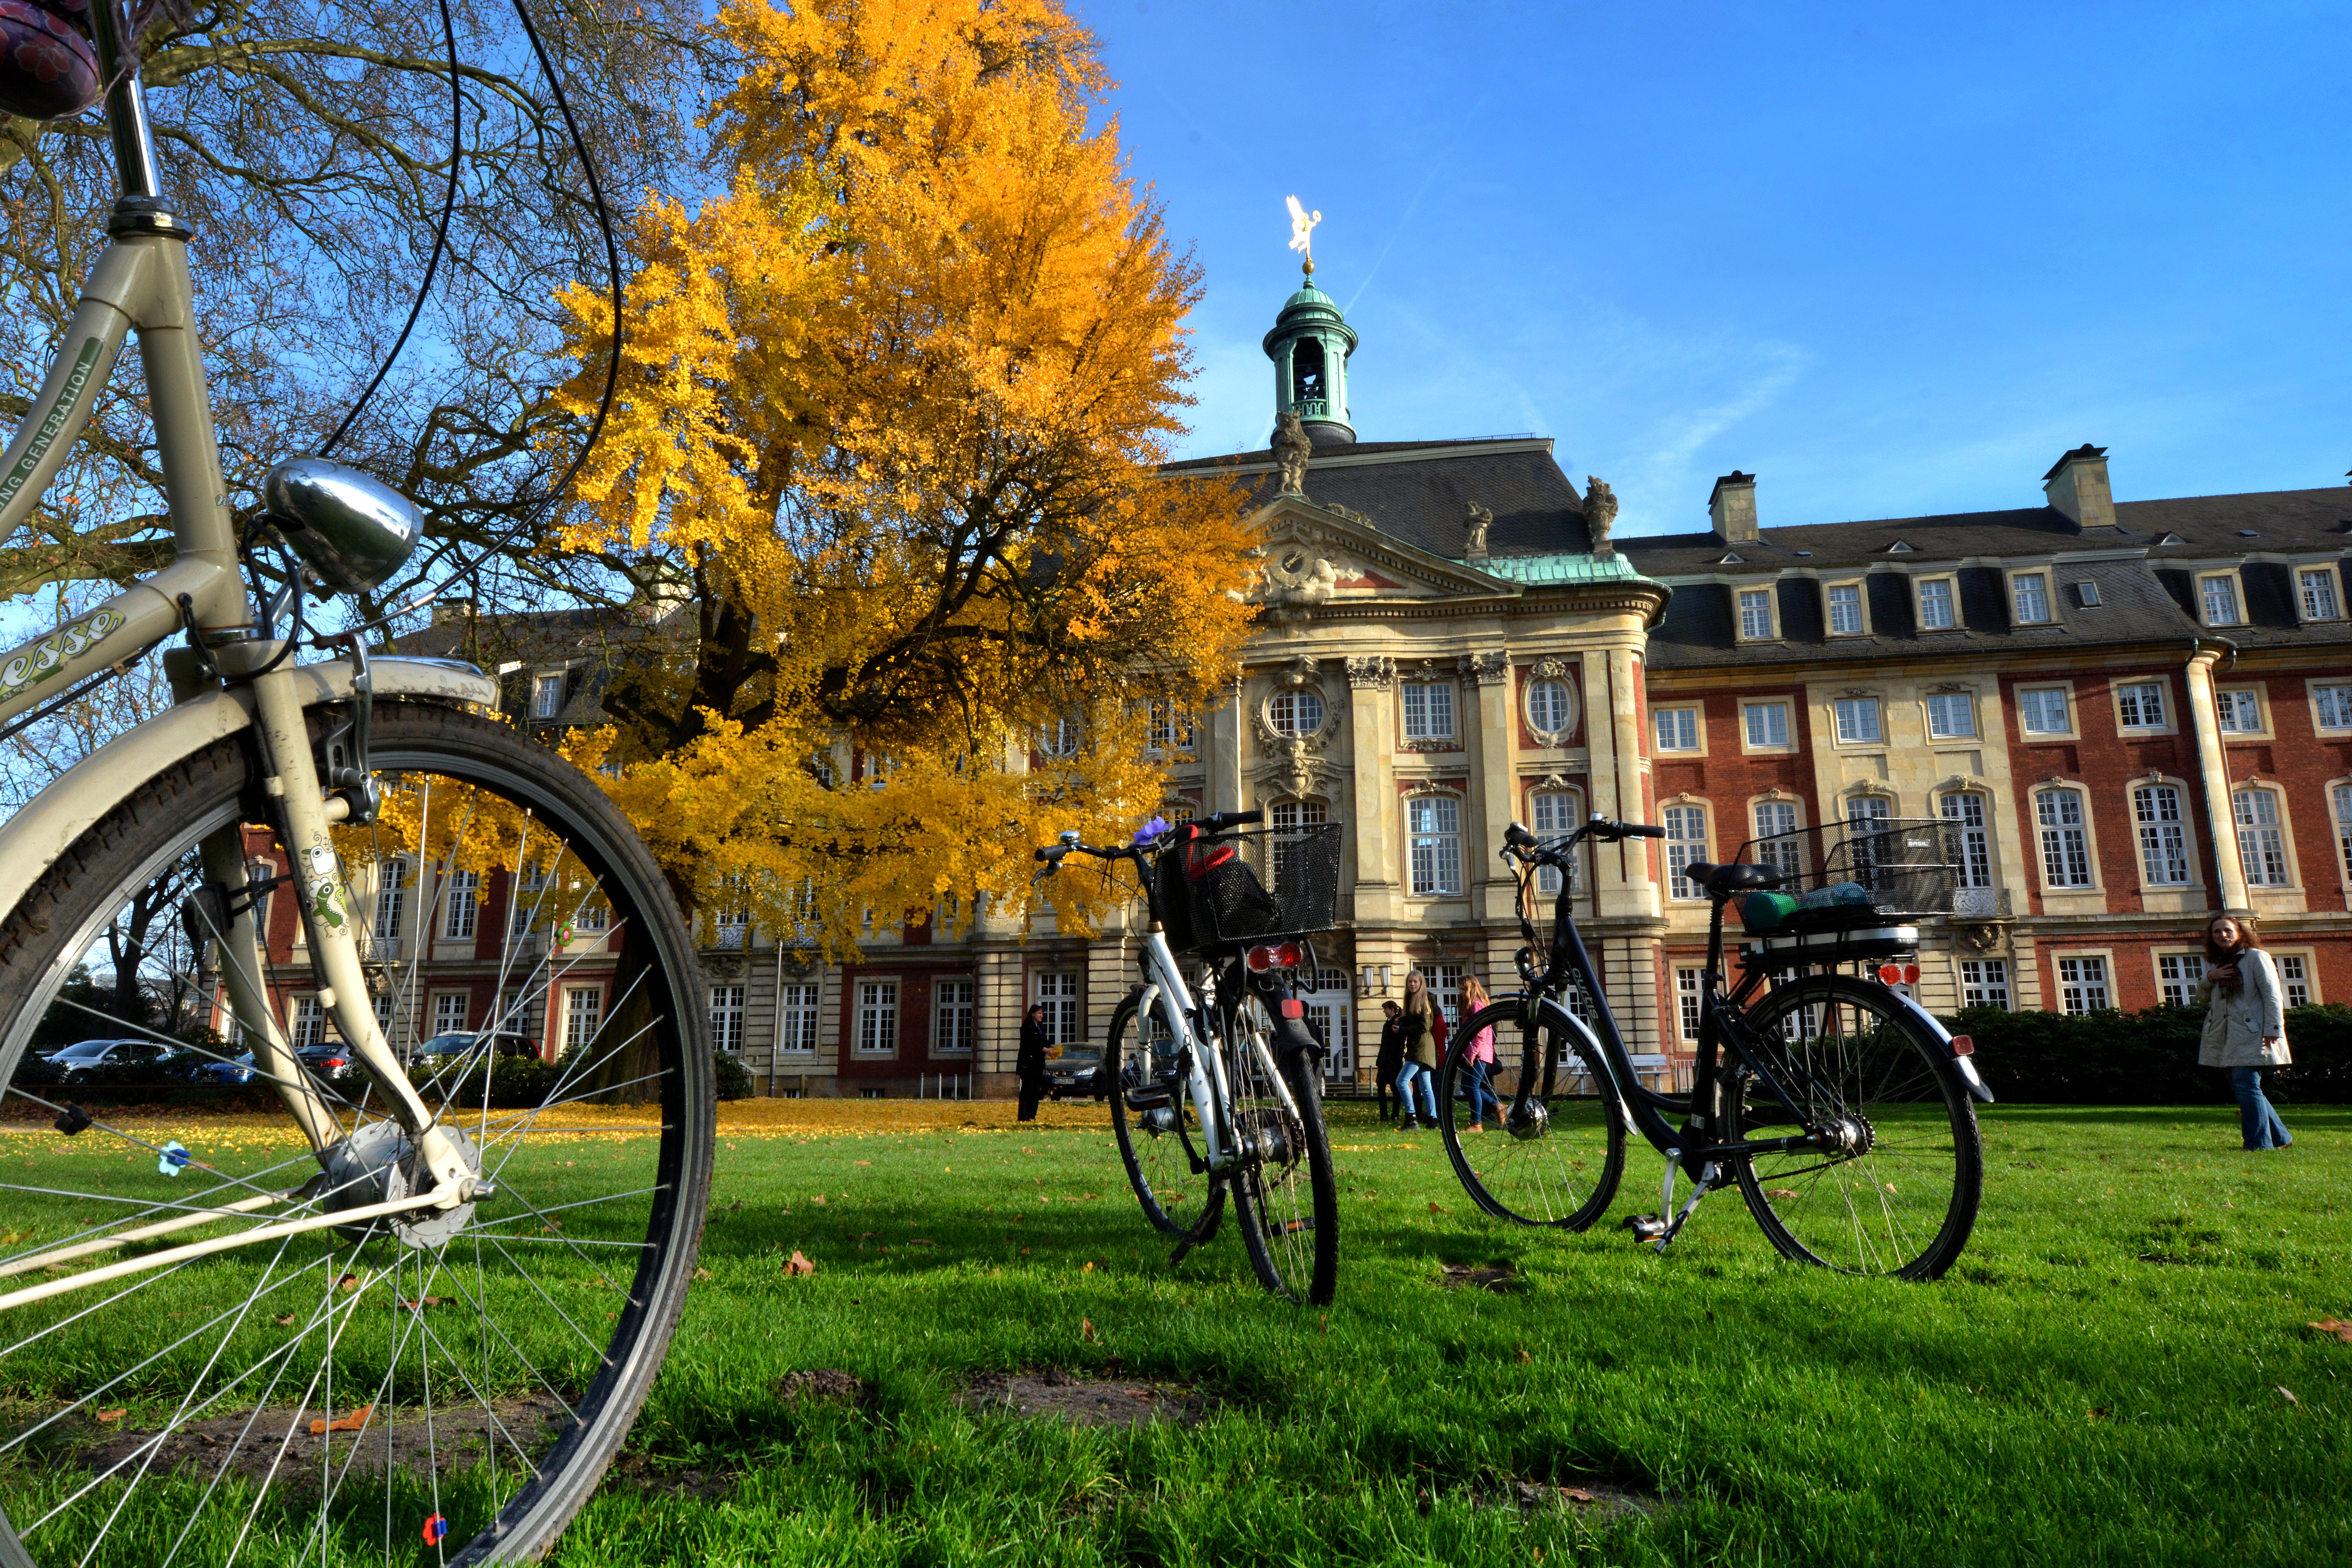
[958,1367,1213,1428]
[1472,1475,1664,1526]
[57,1396,570,1489]
[774,1368,868,1405]
[1436,1261,1520,1294]
[606,1452,737,1501]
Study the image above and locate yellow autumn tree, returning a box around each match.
[552,0,1255,952]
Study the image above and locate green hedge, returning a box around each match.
[1939,1002,2352,1105]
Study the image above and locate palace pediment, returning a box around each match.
[1247,497,1519,609]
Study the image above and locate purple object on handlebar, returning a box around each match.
[1133,816,1169,846]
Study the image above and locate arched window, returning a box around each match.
[1531,789,1581,895]
[1270,797,1328,892]
[1038,716,1080,758]
[373,859,408,944]
[1268,688,1325,738]
[1406,794,1463,896]
[1751,799,1803,882]
[1526,677,1573,737]
[1940,793,1991,889]
[2334,783,2352,886]
[1662,803,1709,900]
[2233,788,2292,886]
[2034,789,2092,888]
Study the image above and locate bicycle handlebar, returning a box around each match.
[1503,815,1663,860]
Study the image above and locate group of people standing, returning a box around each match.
[1372,970,1499,1131]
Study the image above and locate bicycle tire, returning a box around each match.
[1224,1000,1338,1305]
[1726,974,1981,1281]
[0,701,714,1567]
[1438,999,1625,1230]
[1104,996,1223,1240]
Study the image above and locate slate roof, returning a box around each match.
[395,603,692,724]
[1621,486,2352,670]
[1163,438,1600,560]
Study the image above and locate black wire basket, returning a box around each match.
[1156,823,1341,951]
[1733,817,1959,919]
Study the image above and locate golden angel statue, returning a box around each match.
[1285,194,1321,273]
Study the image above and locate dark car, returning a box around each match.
[407,1031,536,1066]
[1045,1049,1105,1101]
[293,1042,357,1080]
[194,1050,258,1085]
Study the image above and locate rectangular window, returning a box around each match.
[372,992,395,1043]
[2133,785,2192,886]
[1675,968,1703,1041]
[563,985,602,1053]
[1147,700,1196,754]
[2279,955,2310,1009]
[2216,690,2263,733]
[2200,575,2241,626]
[1752,800,1802,881]
[2298,568,2341,621]
[1942,793,1992,889]
[2018,687,2071,736]
[2058,956,2110,1014]
[2035,789,2093,888]
[1653,708,1699,751]
[779,983,821,1054]
[1304,969,1355,1080]
[933,979,976,1054]
[1917,578,1956,630]
[290,995,325,1051]
[1035,971,1082,1047]
[1742,702,1790,748]
[1959,959,2010,1010]
[1401,682,1456,740]
[1926,693,1976,739]
[1531,790,1581,896]
[1663,804,1708,901]
[2158,954,2207,1009]
[1833,697,1882,744]
[1407,794,1464,896]
[373,862,406,944]
[432,992,469,1036]
[855,980,900,1056]
[442,868,479,939]
[533,673,563,719]
[2315,684,2352,731]
[2336,784,2352,884]
[1826,584,1864,635]
[2012,573,2050,624]
[2234,789,2291,886]
[510,868,547,940]
[1737,588,1774,640]
[2116,681,2167,729]
[708,984,745,1053]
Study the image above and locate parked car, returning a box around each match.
[1046,1049,1105,1101]
[407,1031,536,1066]
[40,1038,179,1079]
[194,1050,258,1085]
[293,1042,356,1080]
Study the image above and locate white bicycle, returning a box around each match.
[1033,813,1340,1305]
[0,10,713,1565]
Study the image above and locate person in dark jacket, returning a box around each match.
[1016,1004,1052,1122]
[1374,1001,1406,1122]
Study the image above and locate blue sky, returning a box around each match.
[1080,0,2352,539]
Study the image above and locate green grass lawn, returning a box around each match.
[551,1100,2351,1567]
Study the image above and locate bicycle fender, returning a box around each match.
[1530,996,1643,1135]
[0,656,498,924]
[1874,985,1996,1104]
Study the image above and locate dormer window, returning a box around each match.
[1736,587,1776,641]
[2011,573,2052,625]
[1884,539,1915,553]
[1718,552,1744,564]
[2199,573,2243,626]
[1826,583,1865,636]
[2153,532,2186,546]
[2298,566,2343,621]
[1916,577,1957,630]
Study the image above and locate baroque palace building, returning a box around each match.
[254,270,2352,1096]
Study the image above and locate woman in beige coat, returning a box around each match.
[2196,915,2294,1151]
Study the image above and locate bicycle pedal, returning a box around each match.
[1623,1214,1669,1243]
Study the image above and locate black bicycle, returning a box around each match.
[1034,812,1342,1304]
[1436,814,1991,1280]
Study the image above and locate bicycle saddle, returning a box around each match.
[1682,861,1784,895]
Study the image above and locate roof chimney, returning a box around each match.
[2042,444,2114,532]
[1708,472,1758,543]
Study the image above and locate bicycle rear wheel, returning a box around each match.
[1224,1000,1337,1305]
[1438,999,1624,1229]
[1104,995,1222,1240]
[1727,975,1980,1280]
[0,701,713,1566]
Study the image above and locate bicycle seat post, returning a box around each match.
[87,0,165,207]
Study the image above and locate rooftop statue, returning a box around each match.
[1273,410,1312,497]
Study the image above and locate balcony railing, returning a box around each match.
[1949,887,2013,919]
[1286,397,1329,420]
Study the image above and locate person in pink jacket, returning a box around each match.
[1460,976,1499,1131]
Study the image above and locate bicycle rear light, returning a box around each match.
[1948,1034,1975,1055]
[1245,940,1303,972]
[1877,962,1921,985]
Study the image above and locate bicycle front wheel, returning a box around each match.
[1104,996,1222,1240]
[1439,999,1625,1229]
[1224,1001,1337,1305]
[0,700,714,1566]
[1728,975,1981,1280]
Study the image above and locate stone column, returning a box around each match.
[1345,657,1397,922]
[2183,648,2251,913]
[1461,650,1516,925]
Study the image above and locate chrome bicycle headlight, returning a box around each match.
[260,457,424,595]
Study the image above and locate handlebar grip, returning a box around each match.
[1199,809,1264,833]
[1504,821,1536,850]
[1033,846,1057,862]
[1623,822,1666,839]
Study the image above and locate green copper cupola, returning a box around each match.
[1263,266,1358,448]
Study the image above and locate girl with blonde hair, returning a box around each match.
[1459,975,1498,1131]
[1395,969,1441,1129]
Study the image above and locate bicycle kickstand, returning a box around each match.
[1624,1149,1719,1253]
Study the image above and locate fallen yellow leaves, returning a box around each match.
[2307,1318,2352,1344]
[782,1250,816,1277]
[309,1405,372,1435]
